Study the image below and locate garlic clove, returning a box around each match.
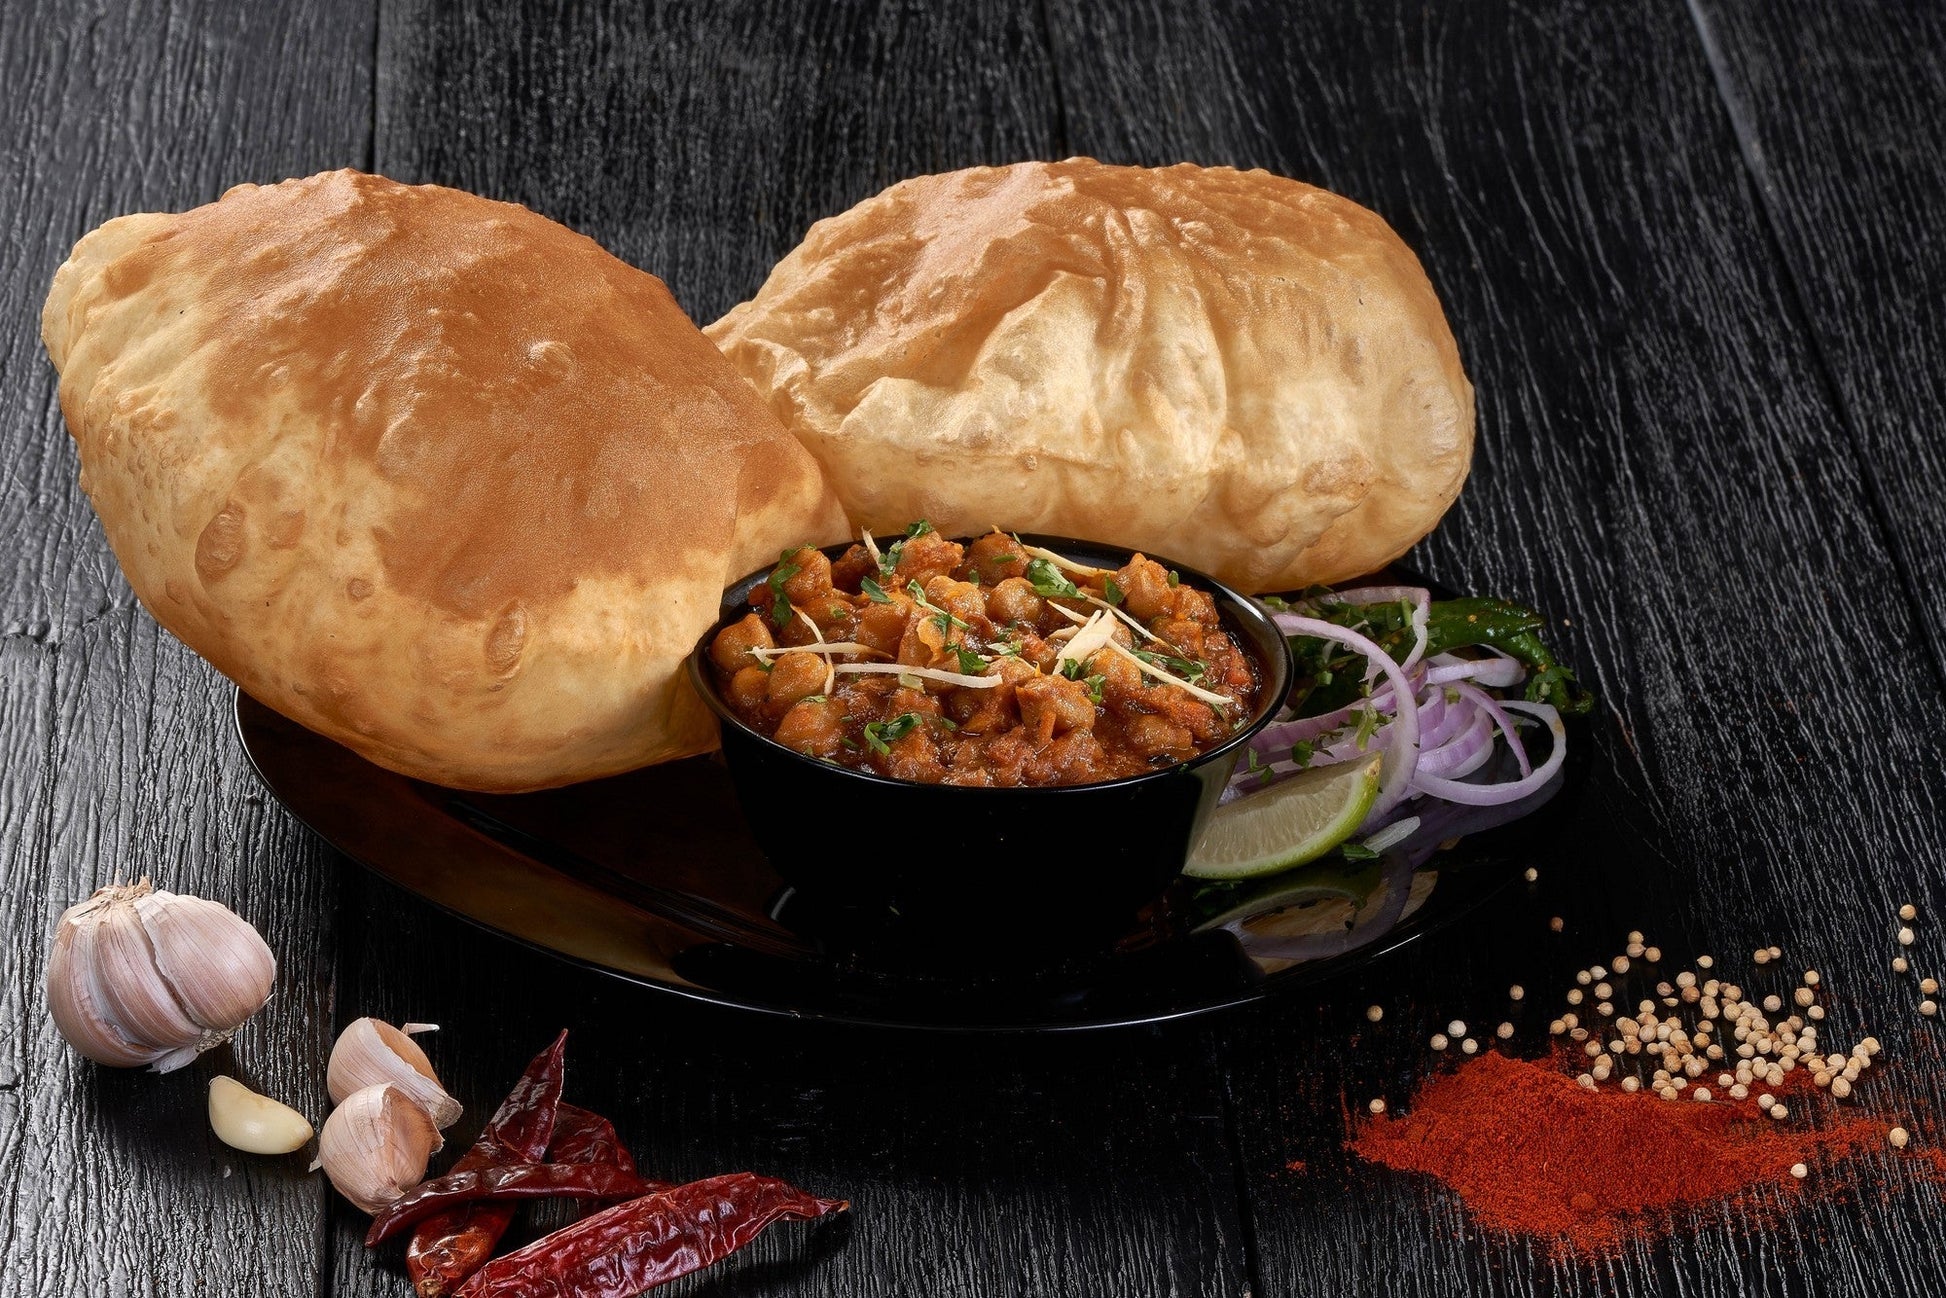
[318,1082,440,1214]
[45,879,278,1073]
[209,1076,314,1154]
[135,889,277,1032]
[327,1018,462,1130]
[47,909,160,1068]
[93,888,207,1052]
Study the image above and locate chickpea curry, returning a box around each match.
[706,525,1264,787]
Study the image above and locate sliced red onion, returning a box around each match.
[1453,681,1532,777]
[1408,701,1564,805]
[1414,710,1495,778]
[1360,815,1422,855]
[1424,655,1526,689]
[1273,614,1422,818]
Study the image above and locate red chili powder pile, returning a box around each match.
[1350,1050,1890,1253]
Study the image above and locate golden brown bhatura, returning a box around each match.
[42,170,848,791]
[707,159,1475,594]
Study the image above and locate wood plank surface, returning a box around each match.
[6,0,1944,1295]
[1047,0,1946,1293]
[1687,0,1946,678]
[342,3,1252,1296]
[0,1,374,1295]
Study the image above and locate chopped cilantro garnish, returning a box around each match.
[840,736,861,752]
[1290,740,1315,768]
[766,554,803,628]
[1133,648,1207,683]
[1058,659,1086,681]
[904,519,934,538]
[1083,673,1106,704]
[861,576,892,604]
[1103,576,1125,607]
[990,640,1023,657]
[906,580,970,631]
[952,646,988,675]
[798,694,826,705]
[1166,569,1180,588]
[1025,557,1082,600]
[862,712,923,754]
[1245,748,1274,784]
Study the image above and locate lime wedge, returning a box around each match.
[1183,755,1384,880]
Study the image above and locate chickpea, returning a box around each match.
[854,602,909,656]
[1122,713,1195,761]
[1017,674,1097,740]
[985,577,1045,628]
[923,575,987,627]
[892,532,964,585]
[728,665,771,713]
[709,612,775,673]
[765,650,828,710]
[1114,556,1174,622]
[963,531,1030,584]
[881,730,946,783]
[773,698,843,757]
[778,546,833,607]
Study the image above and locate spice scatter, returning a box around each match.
[1351,928,1940,1254]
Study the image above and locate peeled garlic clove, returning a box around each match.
[135,889,277,1031]
[209,1076,314,1155]
[327,1018,462,1130]
[46,879,276,1072]
[318,1082,440,1214]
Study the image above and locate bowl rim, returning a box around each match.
[685,531,1295,795]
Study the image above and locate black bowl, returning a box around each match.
[686,534,1295,959]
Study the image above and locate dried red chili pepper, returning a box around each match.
[549,1102,639,1220]
[550,1103,636,1178]
[452,1173,848,1298]
[368,1161,669,1245]
[405,1032,568,1296]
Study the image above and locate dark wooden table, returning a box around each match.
[6,2,1945,1294]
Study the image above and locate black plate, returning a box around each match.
[235,680,1584,1031]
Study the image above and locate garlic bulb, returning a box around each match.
[318,1082,440,1213]
[208,1076,314,1155]
[46,878,277,1072]
[327,1018,461,1129]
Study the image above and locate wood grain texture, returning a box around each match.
[376,0,1063,325]
[0,1,373,1294]
[327,875,1250,1298]
[1047,0,1946,1292]
[1687,0,1946,681]
[346,4,1249,1296]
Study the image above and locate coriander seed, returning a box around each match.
[1365,1005,1384,1023]
[1889,1126,1910,1149]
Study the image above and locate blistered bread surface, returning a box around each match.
[706,159,1474,592]
[42,170,847,790]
